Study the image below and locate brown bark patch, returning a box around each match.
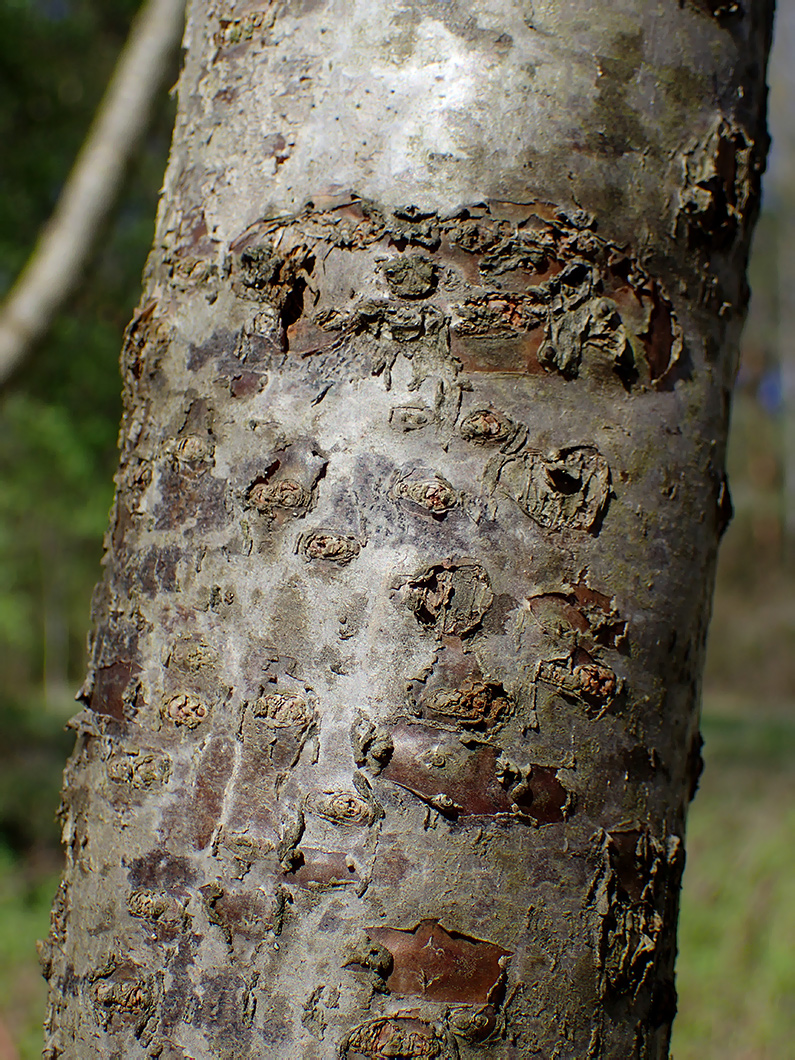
[186,327,235,372]
[127,850,195,890]
[153,463,229,534]
[234,688,319,815]
[134,544,181,598]
[450,328,545,374]
[382,723,508,817]
[229,369,267,397]
[365,920,511,1004]
[527,593,591,638]
[223,749,278,841]
[203,882,284,942]
[526,586,628,653]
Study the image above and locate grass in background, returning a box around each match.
[672,699,795,1060]
[0,848,59,1059]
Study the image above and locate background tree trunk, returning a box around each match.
[41,1,773,1057]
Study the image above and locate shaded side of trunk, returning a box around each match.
[41,2,772,1058]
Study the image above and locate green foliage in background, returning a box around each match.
[0,7,176,1046]
[0,0,175,702]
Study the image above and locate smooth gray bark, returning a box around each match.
[42,2,772,1058]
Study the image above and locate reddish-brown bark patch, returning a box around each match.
[364,920,511,1003]
[90,660,140,721]
[223,746,278,841]
[188,736,237,850]
[126,850,195,890]
[284,848,360,889]
[527,585,627,653]
[382,724,509,817]
[382,722,569,822]
[450,329,545,374]
[229,370,266,397]
[515,766,571,823]
[204,882,283,940]
[134,544,182,598]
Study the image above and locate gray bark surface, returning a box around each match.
[41,2,772,1058]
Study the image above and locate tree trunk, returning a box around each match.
[41,2,773,1057]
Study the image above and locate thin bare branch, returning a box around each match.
[0,0,186,384]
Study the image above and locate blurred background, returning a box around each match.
[0,1,792,1057]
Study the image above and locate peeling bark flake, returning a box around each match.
[399,560,493,637]
[495,445,611,533]
[342,1015,446,1059]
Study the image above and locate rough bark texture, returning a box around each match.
[42,2,772,1058]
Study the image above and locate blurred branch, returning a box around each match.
[0,0,186,385]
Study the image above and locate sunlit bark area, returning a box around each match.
[41,2,772,1057]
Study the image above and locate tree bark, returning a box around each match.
[41,2,773,1058]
